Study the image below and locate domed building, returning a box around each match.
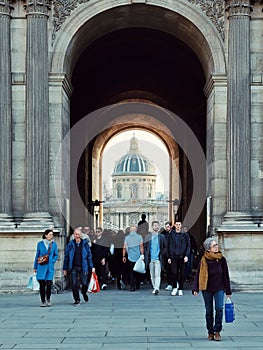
[103,136,168,230]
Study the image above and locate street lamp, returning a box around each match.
[93,199,100,229]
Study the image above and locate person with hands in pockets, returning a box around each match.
[63,227,95,306]
[192,237,232,341]
[34,229,59,307]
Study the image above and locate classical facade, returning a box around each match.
[103,135,168,230]
[0,0,262,291]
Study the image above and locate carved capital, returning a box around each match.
[25,0,51,16]
[225,0,253,16]
[188,0,225,40]
[0,0,13,15]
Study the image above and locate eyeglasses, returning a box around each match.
[211,243,218,248]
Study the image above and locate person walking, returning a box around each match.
[162,221,174,291]
[167,221,190,296]
[183,226,198,282]
[63,227,95,305]
[144,221,167,295]
[122,225,144,292]
[192,237,232,341]
[34,229,59,307]
[91,227,109,290]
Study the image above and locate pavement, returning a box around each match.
[0,281,262,350]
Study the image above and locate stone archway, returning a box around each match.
[49,0,227,239]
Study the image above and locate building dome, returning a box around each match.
[113,135,156,175]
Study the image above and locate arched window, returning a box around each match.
[130,183,137,199]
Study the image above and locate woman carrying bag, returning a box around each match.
[192,237,232,341]
[34,229,59,307]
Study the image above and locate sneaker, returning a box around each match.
[120,280,126,289]
[154,289,160,295]
[171,288,178,296]
[101,284,107,290]
[178,290,183,296]
[208,333,214,340]
[40,302,46,307]
[214,332,221,341]
[83,293,89,302]
[152,289,156,294]
[73,300,81,306]
[47,300,51,307]
[165,285,173,291]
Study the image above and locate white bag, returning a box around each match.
[133,255,146,274]
[32,273,39,291]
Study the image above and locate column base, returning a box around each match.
[18,212,55,230]
[216,211,262,231]
[0,213,15,230]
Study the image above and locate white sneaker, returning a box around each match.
[101,284,107,290]
[152,289,156,294]
[165,285,173,291]
[171,288,178,296]
[178,290,183,296]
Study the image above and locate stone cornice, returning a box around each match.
[25,0,51,16]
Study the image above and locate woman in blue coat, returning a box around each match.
[34,229,59,307]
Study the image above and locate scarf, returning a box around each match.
[199,251,223,290]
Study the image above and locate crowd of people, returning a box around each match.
[33,217,232,341]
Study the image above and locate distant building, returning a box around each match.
[103,136,168,230]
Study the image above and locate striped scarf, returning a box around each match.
[199,251,223,290]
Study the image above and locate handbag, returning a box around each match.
[225,297,235,323]
[88,272,101,293]
[133,255,146,274]
[37,242,52,265]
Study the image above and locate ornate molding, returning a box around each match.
[25,0,51,16]
[0,0,13,15]
[188,0,225,40]
[225,0,253,15]
[52,0,90,39]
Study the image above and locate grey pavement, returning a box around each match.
[0,282,262,350]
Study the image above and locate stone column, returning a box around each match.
[224,0,252,222]
[22,0,53,228]
[0,1,13,228]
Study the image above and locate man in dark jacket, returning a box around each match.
[144,221,167,295]
[63,227,95,305]
[167,221,190,296]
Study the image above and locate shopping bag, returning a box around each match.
[88,272,101,293]
[27,273,39,291]
[133,255,146,274]
[225,297,235,323]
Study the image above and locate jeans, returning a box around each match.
[71,267,89,302]
[149,260,161,290]
[202,290,224,334]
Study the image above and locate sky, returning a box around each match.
[102,130,169,193]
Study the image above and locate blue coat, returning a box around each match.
[63,239,94,273]
[34,240,59,281]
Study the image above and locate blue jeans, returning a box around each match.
[202,290,224,334]
[71,267,89,302]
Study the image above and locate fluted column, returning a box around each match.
[23,0,53,227]
[0,1,13,227]
[225,0,252,214]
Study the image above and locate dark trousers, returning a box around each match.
[71,267,88,302]
[128,260,140,288]
[93,257,107,286]
[170,256,185,290]
[38,280,52,303]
